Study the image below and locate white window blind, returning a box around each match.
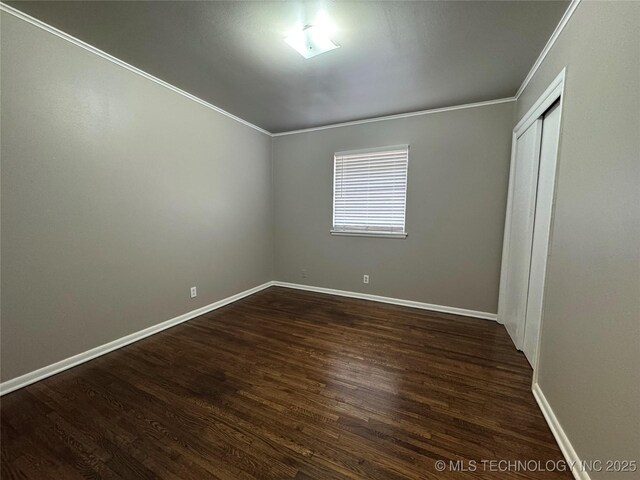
[332,145,409,237]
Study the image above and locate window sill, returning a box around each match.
[330,230,407,239]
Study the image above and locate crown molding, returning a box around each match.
[0,2,272,136]
[272,97,516,136]
[2,0,580,137]
[515,0,582,99]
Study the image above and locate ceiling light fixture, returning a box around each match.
[284,24,340,59]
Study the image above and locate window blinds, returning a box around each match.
[332,145,408,236]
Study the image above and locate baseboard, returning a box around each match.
[0,280,585,480]
[1,280,496,396]
[272,281,497,321]
[0,281,274,396]
[532,383,591,480]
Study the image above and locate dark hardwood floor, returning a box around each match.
[1,287,570,479]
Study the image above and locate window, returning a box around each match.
[332,145,409,238]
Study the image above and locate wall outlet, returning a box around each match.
[363,274,369,284]
[301,269,308,278]
[190,286,197,298]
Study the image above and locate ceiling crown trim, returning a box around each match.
[272,97,516,136]
[515,0,581,99]
[2,0,581,136]
[0,2,272,136]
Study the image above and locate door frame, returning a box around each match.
[498,68,566,379]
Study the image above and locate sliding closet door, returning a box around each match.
[501,120,542,348]
[522,102,561,366]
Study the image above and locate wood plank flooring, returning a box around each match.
[1,287,570,479]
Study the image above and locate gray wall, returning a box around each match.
[273,102,514,314]
[0,13,274,382]
[516,2,640,477]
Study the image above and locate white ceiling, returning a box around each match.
[8,1,569,133]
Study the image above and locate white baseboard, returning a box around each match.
[0,279,584,480]
[1,280,496,396]
[0,281,274,396]
[532,383,591,480]
[272,281,497,321]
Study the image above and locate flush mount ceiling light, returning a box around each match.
[284,24,340,59]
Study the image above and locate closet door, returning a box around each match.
[523,102,561,366]
[501,120,542,348]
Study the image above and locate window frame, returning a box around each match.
[330,144,409,239]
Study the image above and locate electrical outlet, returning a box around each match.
[363,274,369,284]
[190,286,197,298]
[301,269,308,278]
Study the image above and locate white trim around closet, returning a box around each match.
[498,68,566,367]
[498,68,567,331]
